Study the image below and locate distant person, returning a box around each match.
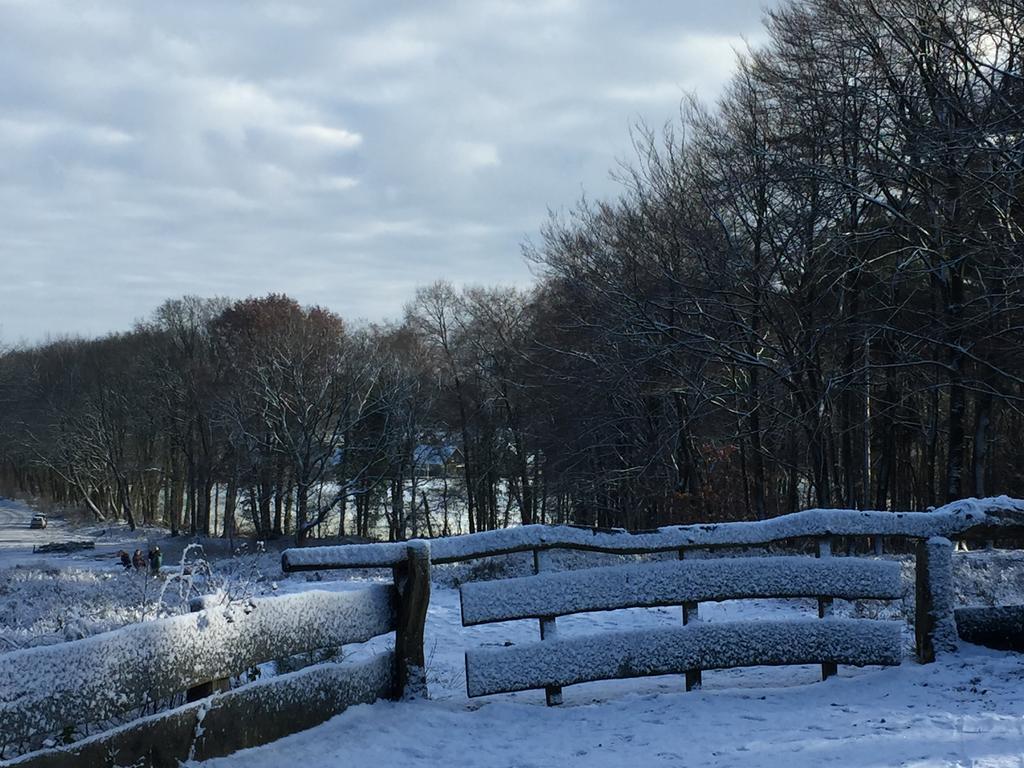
[148,546,163,576]
[118,550,131,571]
[132,549,145,570]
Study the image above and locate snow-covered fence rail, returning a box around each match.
[954,604,1024,652]
[460,556,904,702]
[459,557,903,625]
[281,496,1024,570]
[0,541,431,768]
[3,653,396,768]
[0,587,395,745]
[465,620,903,699]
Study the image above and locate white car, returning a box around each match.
[30,514,47,529]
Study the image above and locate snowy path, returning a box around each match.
[195,582,1024,768]
[0,496,192,571]
[0,497,71,563]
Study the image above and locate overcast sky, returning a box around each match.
[0,0,769,343]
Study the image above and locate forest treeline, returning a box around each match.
[1,0,1022,542]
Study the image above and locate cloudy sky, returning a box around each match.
[0,0,769,343]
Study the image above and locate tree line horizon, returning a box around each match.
[1,0,1022,543]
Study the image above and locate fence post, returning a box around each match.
[915,536,957,663]
[393,540,430,699]
[816,537,838,681]
[678,548,702,691]
[533,548,563,706]
[186,595,231,702]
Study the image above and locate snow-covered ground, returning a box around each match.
[2,499,1024,767]
[191,574,1024,768]
[0,496,279,651]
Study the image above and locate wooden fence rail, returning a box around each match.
[3,654,396,768]
[281,497,1024,571]
[0,587,395,746]
[465,620,903,699]
[0,542,431,768]
[459,557,903,625]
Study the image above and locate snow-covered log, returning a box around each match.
[955,604,1024,651]
[4,652,395,768]
[0,586,396,745]
[465,619,902,698]
[283,496,1024,570]
[460,556,903,626]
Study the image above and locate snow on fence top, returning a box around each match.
[283,495,1024,571]
[464,618,903,698]
[460,556,903,626]
[0,585,396,745]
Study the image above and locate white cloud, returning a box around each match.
[0,117,134,147]
[291,124,363,150]
[318,175,360,192]
[452,141,501,173]
[605,82,684,103]
[85,125,135,145]
[670,33,753,100]
[260,3,321,26]
[0,0,770,342]
[341,30,438,71]
[197,79,300,136]
[0,117,53,144]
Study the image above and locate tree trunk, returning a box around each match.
[222,472,238,539]
[972,391,992,498]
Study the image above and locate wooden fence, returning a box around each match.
[0,542,430,768]
[283,498,1024,702]
[460,554,904,702]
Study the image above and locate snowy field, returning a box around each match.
[2,497,1024,767]
[0,496,279,651]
